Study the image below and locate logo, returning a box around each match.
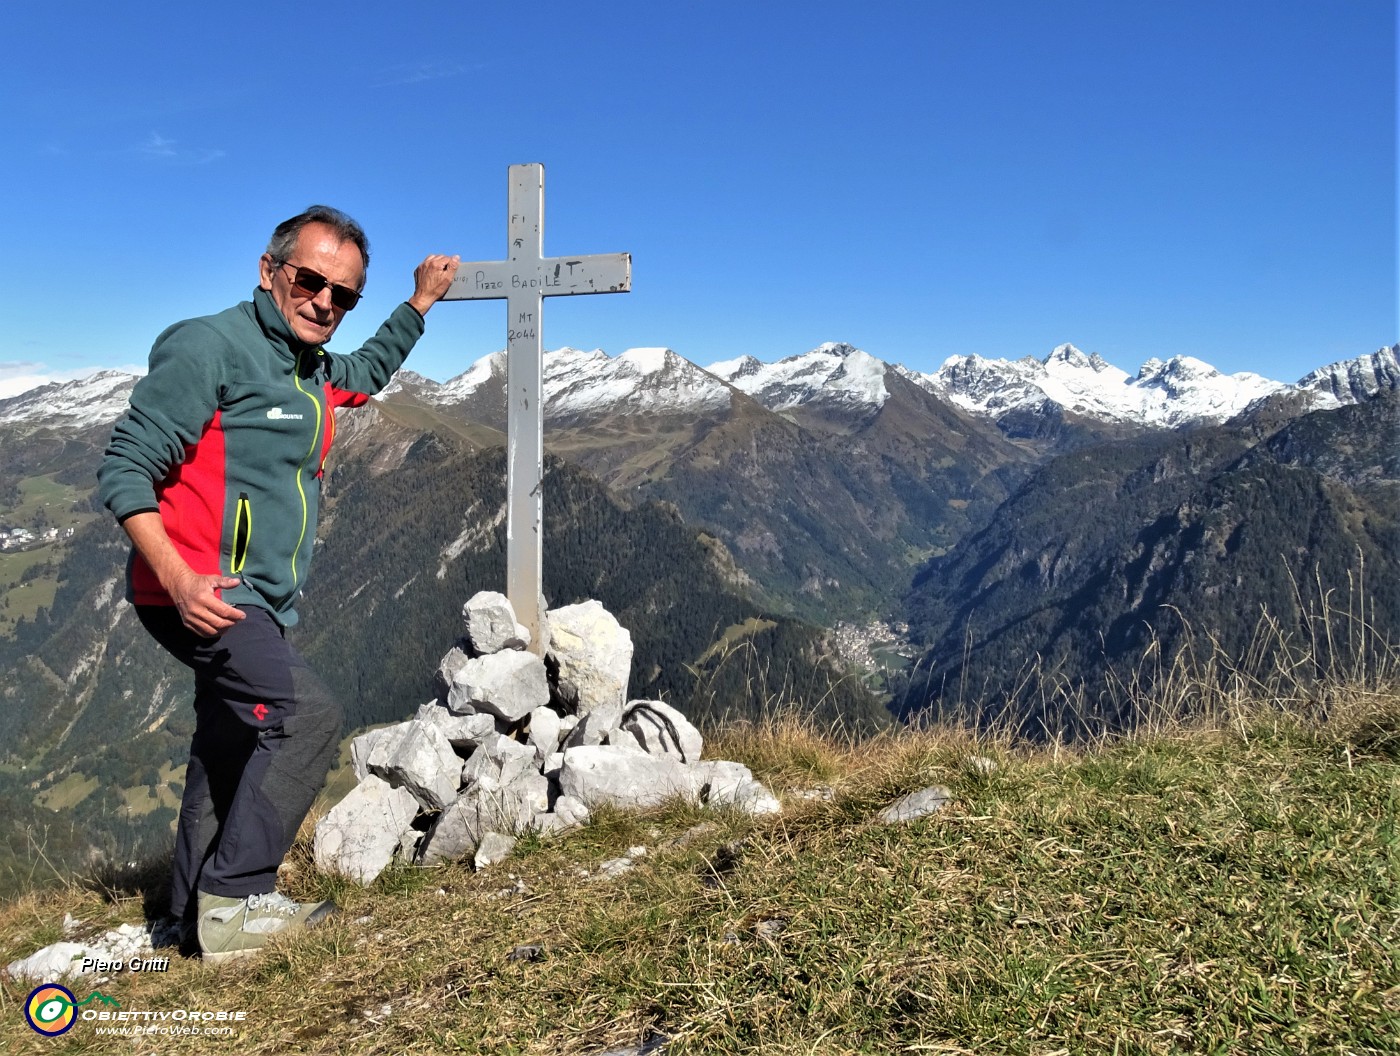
[24,986,248,1037]
[24,985,118,1036]
[266,407,305,421]
[25,984,77,1036]
[252,703,268,722]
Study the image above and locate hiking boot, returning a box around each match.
[196,890,336,963]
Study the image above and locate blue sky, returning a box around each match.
[1,0,1394,392]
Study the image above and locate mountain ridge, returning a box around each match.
[6,342,1394,435]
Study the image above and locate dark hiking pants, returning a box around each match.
[137,605,343,922]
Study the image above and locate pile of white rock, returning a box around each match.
[6,919,177,983]
[313,592,780,885]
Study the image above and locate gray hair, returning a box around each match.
[266,205,371,274]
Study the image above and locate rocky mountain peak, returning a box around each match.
[1044,343,1108,373]
[1297,345,1400,405]
[1136,356,1222,394]
[707,354,763,380]
[709,343,891,413]
[0,368,138,429]
[1047,343,1087,367]
[378,368,442,400]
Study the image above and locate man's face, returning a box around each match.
[258,222,366,347]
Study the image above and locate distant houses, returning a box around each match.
[0,526,72,550]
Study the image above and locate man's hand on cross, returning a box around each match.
[409,254,462,316]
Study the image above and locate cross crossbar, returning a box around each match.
[444,256,630,300]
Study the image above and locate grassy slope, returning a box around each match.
[0,475,102,634]
[0,691,1396,1055]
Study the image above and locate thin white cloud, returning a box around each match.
[0,362,48,398]
[373,61,478,87]
[142,132,177,157]
[136,131,225,165]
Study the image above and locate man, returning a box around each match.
[98,206,459,962]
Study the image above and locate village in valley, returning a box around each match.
[829,618,916,678]
[0,476,95,634]
[0,525,73,551]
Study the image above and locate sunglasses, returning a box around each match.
[273,259,362,311]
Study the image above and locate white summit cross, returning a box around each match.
[442,163,631,652]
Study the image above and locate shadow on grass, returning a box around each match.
[85,844,173,925]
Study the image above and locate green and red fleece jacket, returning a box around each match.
[98,287,425,627]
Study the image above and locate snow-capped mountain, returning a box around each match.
[0,369,138,430]
[708,342,892,416]
[914,343,1288,429]
[382,346,732,426]
[4,342,1393,440]
[546,346,731,421]
[1297,345,1399,406]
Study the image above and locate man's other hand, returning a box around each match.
[170,570,246,637]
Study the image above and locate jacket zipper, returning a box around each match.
[290,357,325,588]
[231,492,252,573]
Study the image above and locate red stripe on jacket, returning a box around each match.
[130,410,228,606]
[319,385,368,478]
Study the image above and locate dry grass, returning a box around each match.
[923,558,1399,750]
[1,607,1397,1054]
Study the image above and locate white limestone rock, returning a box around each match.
[694,759,754,800]
[729,780,782,816]
[419,767,547,866]
[559,745,699,809]
[695,760,781,816]
[434,644,473,699]
[350,723,410,782]
[6,920,167,982]
[459,735,541,829]
[878,786,952,824]
[314,775,420,886]
[526,706,563,767]
[463,591,531,654]
[447,650,550,721]
[373,720,461,811]
[7,942,106,982]
[562,700,624,749]
[547,600,633,718]
[620,699,703,763]
[419,797,485,865]
[479,733,541,788]
[535,794,591,836]
[543,751,566,783]
[607,728,651,756]
[473,831,518,870]
[476,769,550,833]
[415,700,501,749]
